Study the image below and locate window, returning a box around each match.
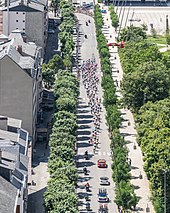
[23,20,25,22]
[16,28,18,29]
[16,20,18,22]
[16,12,18,14]
[23,12,25,14]
[23,28,25,31]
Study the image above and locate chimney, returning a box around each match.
[22,35,27,43]
[17,45,22,55]
[0,116,8,131]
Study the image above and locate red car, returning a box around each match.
[97,159,107,168]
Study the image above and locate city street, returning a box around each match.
[101,6,155,213]
[75,13,118,213]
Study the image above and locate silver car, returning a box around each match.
[100,177,110,185]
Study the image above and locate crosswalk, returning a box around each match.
[78,151,112,156]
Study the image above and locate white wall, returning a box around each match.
[3,11,26,35]
[0,56,33,135]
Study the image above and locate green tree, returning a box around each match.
[121,61,170,110]
[120,25,147,42]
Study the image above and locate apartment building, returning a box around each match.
[0,115,31,213]
[1,0,48,52]
[0,30,42,145]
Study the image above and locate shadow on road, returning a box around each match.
[77,109,90,114]
[77,129,92,134]
[77,136,90,141]
[78,119,93,125]
[28,187,47,213]
[78,161,95,168]
[78,114,93,119]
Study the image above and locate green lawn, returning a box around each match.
[147,36,167,45]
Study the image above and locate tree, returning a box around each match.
[51,0,59,17]
[115,181,139,210]
[119,26,147,42]
[109,6,119,28]
[166,33,170,45]
[135,99,170,211]
[121,61,170,110]
[44,178,78,212]
[119,41,161,74]
[42,68,55,88]
[47,54,64,73]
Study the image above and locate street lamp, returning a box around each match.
[164,168,167,213]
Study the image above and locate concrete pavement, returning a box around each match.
[101,6,155,213]
[116,6,170,35]
[75,13,118,213]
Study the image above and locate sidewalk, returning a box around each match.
[101,5,155,213]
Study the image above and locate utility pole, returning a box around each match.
[166,15,169,34]
[164,168,167,213]
[7,0,10,35]
[124,6,130,28]
[117,0,127,40]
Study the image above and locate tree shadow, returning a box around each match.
[125,140,132,144]
[77,130,91,135]
[77,142,91,148]
[77,176,92,183]
[131,165,139,170]
[78,124,91,130]
[133,185,140,190]
[131,175,139,180]
[78,114,93,119]
[78,161,95,168]
[120,132,136,137]
[77,119,93,124]
[77,136,90,141]
[77,109,90,114]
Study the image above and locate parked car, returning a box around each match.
[97,159,107,168]
[100,177,110,185]
[101,9,107,14]
[98,188,109,202]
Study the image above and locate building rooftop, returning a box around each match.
[0,30,41,71]
[0,176,17,213]
[2,0,48,12]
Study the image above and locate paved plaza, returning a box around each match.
[116,6,170,35]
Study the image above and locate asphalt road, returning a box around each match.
[75,13,118,213]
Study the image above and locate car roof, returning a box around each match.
[98,159,106,162]
[100,177,109,180]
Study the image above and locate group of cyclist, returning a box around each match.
[81,58,101,154]
[81,57,106,212]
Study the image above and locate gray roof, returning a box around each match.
[7,116,22,129]
[0,176,17,213]
[19,56,34,69]
[2,0,48,12]
[0,130,18,142]
[0,30,41,70]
